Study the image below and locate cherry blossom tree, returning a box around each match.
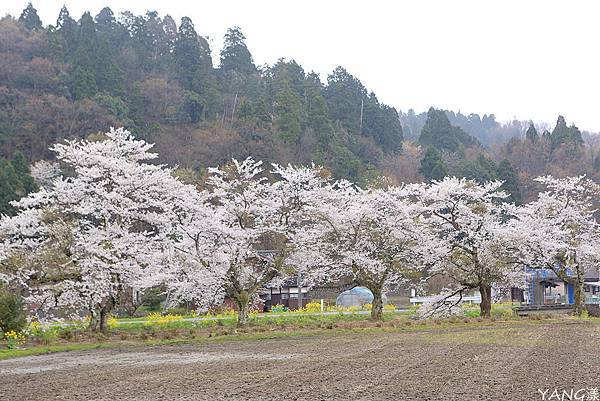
[415,177,524,318]
[0,128,198,331]
[293,180,437,320]
[30,160,61,189]
[170,158,326,325]
[506,176,600,316]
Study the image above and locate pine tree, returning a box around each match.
[19,3,42,31]
[419,147,448,181]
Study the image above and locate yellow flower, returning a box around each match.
[107,316,119,329]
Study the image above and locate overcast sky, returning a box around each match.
[4,1,600,131]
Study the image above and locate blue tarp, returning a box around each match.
[336,286,387,307]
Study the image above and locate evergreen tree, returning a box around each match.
[174,17,211,89]
[95,7,128,55]
[11,151,37,194]
[594,152,600,172]
[173,17,218,118]
[19,3,42,31]
[525,123,538,142]
[220,27,255,76]
[95,7,117,28]
[0,159,24,216]
[55,6,77,59]
[69,66,97,99]
[419,108,478,153]
[455,155,498,184]
[496,159,522,204]
[324,67,366,134]
[68,12,98,99]
[362,97,403,154]
[419,147,448,181]
[182,91,204,124]
[155,15,177,69]
[274,80,302,144]
[129,11,167,71]
[219,26,258,99]
[94,40,124,95]
[542,130,551,140]
[308,95,333,149]
[549,115,583,151]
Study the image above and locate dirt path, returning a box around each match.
[1,321,598,400]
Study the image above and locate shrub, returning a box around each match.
[73,316,91,330]
[303,301,322,313]
[57,327,75,341]
[0,290,27,334]
[27,322,57,345]
[4,330,26,349]
[107,316,119,330]
[144,312,184,327]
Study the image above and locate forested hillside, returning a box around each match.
[1,3,599,213]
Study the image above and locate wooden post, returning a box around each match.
[297,272,302,310]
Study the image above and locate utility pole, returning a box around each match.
[221,102,227,127]
[359,98,364,135]
[231,92,238,123]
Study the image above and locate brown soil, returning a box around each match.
[1,320,599,400]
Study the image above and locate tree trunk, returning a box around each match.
[88,310,100,332]
[370,287,384,321]
[238,301,250,326]
[479,283,492,319]
[233,290,251,326]
[99,304,110,332]
[88,299,114,332]
[574,265,585,317]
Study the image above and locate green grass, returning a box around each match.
[5,315,595,361]
[4,309,597,362]
[110,311,391,332]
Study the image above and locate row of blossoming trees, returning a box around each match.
[0,128,599,331]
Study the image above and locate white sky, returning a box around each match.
[4,0,600,131]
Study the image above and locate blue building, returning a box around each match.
[523,266,600,305]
